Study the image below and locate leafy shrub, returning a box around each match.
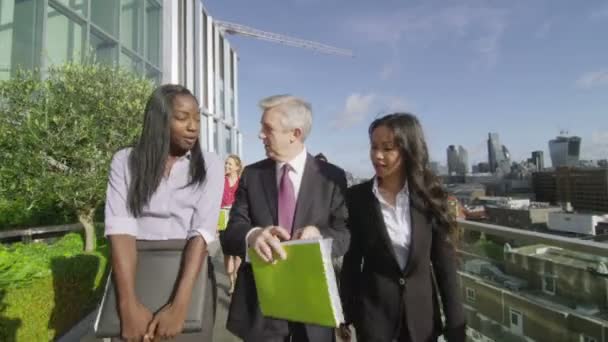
[0,226,109,341]
[0,63,153,250]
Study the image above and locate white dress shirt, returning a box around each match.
[245,147,308,248]
[275,147,307,200]
[372,177,412,270]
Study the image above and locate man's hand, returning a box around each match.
[293,225,321,240]
[247,226,291,263]
[118,300,153,342]
[144,302,187,341]
[337,323,352,341]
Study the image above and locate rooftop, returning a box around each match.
[508,244,608,270]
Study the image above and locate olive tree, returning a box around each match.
[0,63,154,251]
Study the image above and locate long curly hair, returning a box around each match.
[369,113,455,234]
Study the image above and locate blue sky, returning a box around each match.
[206,0,608,178]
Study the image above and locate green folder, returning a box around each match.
[248,238,344,327]
[217,208,229,231]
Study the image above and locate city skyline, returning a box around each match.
[206,0,608,178]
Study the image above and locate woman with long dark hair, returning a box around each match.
[339,113,465,341]
[104,84,223,341]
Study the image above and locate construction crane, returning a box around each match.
[214,20,354,57]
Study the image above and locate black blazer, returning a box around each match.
[220,154,350,341]
[340,180,466,342]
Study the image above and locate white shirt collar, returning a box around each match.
[276,147,307,175]
[372,176,409,200]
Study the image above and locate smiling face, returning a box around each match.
[370,124,405,180]
[225,157,239,176]
[169,94,200,153]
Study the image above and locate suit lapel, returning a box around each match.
[261,160,278,225]
[292,154,317,230]
[365,181,402,272]
[403,192,428,276]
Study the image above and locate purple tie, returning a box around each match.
[278,164,296,234]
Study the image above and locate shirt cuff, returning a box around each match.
[105,217,138,237]
[244,227,262,262]
[187,228,217,246]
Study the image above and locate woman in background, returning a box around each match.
[340,113,465,342]
[221,154,242,294]
[104,84,223,341]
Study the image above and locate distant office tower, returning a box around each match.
[487,133,511,174]
[447,145,459,175]
[549,135,581,168]
[447,145,468,175]
[459,146,469,175]
[531,150,544,171]
[488,133,501,172]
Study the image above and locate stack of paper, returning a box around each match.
[249,238,344,327]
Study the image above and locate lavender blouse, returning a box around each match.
[104,148,224,244]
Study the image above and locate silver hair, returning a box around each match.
[259,94,313,141]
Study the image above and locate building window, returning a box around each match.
[224,126,232,155]
[509,308,523,335]
[542,275,556,295]
[199,113,209,151]
[219,80,225,115]
[90,28,117,64]
[145,0,161,67]
[55,0,86,17]
[465,287,476,303]
[46,4,85,65]
[145,64,161,84]
[120,0,143,54]
[213,119,219,153]
[90,0,119,36]
[120,49,141,73]
[580,335,598,342]
[202,11,208,109]
[219,34,224,81]
[0,0,15,80]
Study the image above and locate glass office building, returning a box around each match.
[0,0,241,157]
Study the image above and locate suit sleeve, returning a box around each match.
[323,169,350,258]
[220,167,252,258]
[431,222,466,342]
[339,187,363,324]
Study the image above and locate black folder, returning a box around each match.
[94,240,209,338]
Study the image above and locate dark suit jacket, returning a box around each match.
[221,154,350,341]
[340,180,466,342]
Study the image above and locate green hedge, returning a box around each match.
[0,198,76,231]
[0,226,109,341]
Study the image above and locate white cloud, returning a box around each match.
[576,69,608,89]
[332,94,411,129]
[343,4,508,68]
[333,93,376,128]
